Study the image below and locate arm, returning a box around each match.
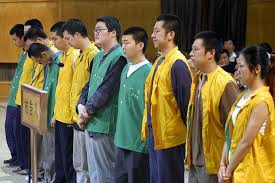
[219,82,239,124]
[171,60,192,124]
[225,102,269,177]
[85,56,127,115]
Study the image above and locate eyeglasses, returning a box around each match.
[93,28,108,34]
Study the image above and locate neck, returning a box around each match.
[44,39,52,47]
[160,43,176,57]
[248,78,265,93]
[130,54,146,65]
[80,37,91,52]
[63,44,71,54]
[200,61,217,74]
[102,40,118,54]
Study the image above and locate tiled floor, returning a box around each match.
[0,103,25,183]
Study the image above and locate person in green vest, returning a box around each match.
[4,24,26,167]
[77,16,127,183]
[113,26,151,183]
[26,42,62,183]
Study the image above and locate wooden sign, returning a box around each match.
[21,84,48,135]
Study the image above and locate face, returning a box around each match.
[151,21,170,50]
[224,40,234,54]
[189,39,214,71]
[94,21,113,48]
[30,51,50,65]
[63,30,79,49]
[24,25,31,34]
[219,53,230,65]
[235,54,258,86]
[11,34,24,48]
[122,35,143,61]
[50,31,67,51]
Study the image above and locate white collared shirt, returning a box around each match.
[230,52,237,63]
[127,59,150,78]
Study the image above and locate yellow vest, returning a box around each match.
[31,63,44,89]
[70,42,99,122]
[226,86,275,183]
[54,47,79,123]
[185,66,236,174]
[15,56,35,105]
[141,47,192,149]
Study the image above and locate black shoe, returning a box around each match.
[3,158,16,164]
[8,160,19,167]
[12,167,22,173]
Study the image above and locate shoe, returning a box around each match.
[7,160,19,167]
[17,169,29,175]
[12,167,22,173]
[3,158,16,164]
[25,176,44,183]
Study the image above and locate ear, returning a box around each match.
[207,49,216,61]
[110,30,117,39]
[255,64,261,75]
[138,42,144,53]
[36,38,43,44]
[167,31,175,42]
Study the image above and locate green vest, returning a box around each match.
[114,62,152,153]
[7,52,27,107]
[44,55,60,127]
[86,46,124,134]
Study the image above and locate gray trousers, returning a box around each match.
[188,164,218,183]
[73,129,90,183]
[85,131,115,183]
[43,128,56,183]
[36,133,44,178]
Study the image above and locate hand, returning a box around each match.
[218,165,231,183]
[51,118,56,128]
[77,117,88,130]
[78,104,89,119]
[224,167,232,183]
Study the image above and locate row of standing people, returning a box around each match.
[5,14,275,183]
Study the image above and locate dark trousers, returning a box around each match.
[148,127,185,183]
[114,147,149,183]
[5,106,17,160]
[16,106,30,170]
[55,121,76,183]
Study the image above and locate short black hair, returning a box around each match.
[96,16,121,41]
[221,49,230,57]
[194,31,223,62]
[50,21,66,37]
[9,24,24,39]
[61,19,88,37]
[24,19,43,30]
[224,39,234,44]
[123,26,148,53]
[24,27,47,42]
[240,45,270,80]
[259,42,272,54]
[156,14,182,46]
[27,43,49,58]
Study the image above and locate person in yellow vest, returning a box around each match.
[50,21,79,183]
[141,14,192,183]
[62,19,99,183]
[185,31,239,183]
[218,45,275,183]
[12,20,44,176]
[24,27,60,182]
